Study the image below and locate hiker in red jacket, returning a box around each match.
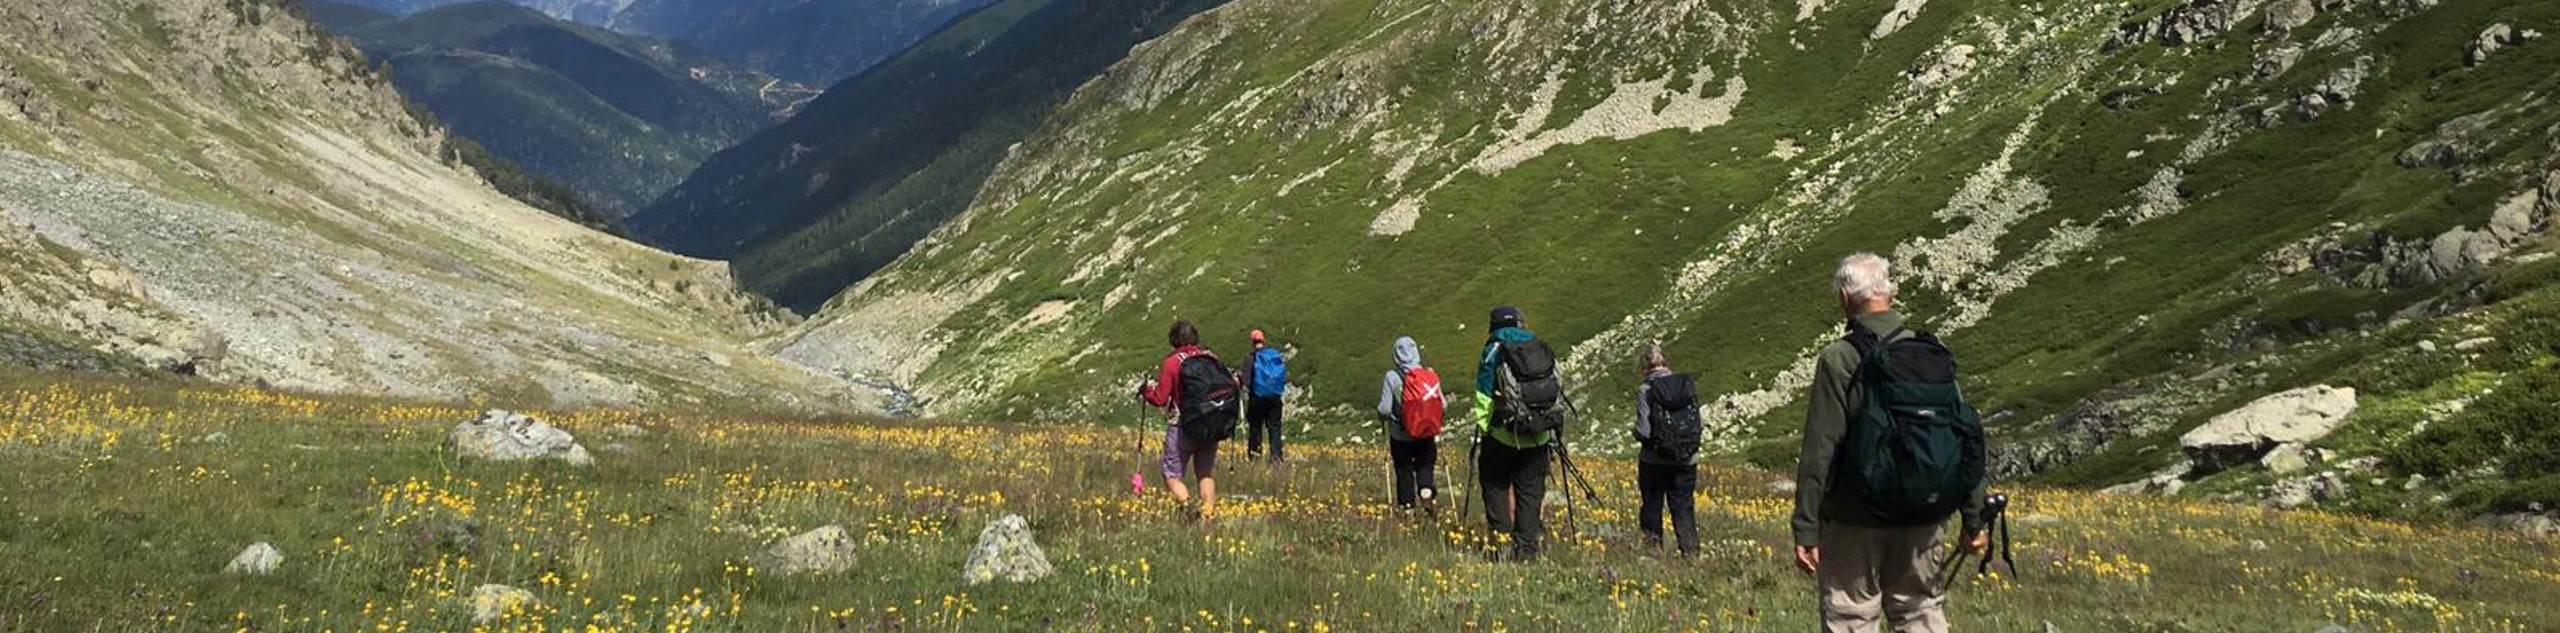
[1137,319,1232,519]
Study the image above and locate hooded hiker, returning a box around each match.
[1377,335,1444,509]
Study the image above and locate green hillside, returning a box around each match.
[317,1,780,215]
[782,0,2560,513]
[635,0,1235,312]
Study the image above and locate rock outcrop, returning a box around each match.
[2466,24,2538,67]
[2264,0,2317,34]
[754,525,858,574]
[2112,0,2234,48]
[2180,385,2358,474]
[447,410,594,466]
[2475,511,2560,538]
[1869,0,1930,40]
[961,514,1054,585]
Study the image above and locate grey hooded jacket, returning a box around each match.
[1376,336,1427,442]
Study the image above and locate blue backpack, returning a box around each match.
[1250,347,1287,398]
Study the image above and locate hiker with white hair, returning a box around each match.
[1791,253,1991,633]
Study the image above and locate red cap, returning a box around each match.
[1249,329,1266,343]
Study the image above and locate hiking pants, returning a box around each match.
[1160,424,1218,480]
[1389,437,1438,506]
[1636,461,1699,555]
[1817,522,1949,633]
[1245,395,1283,460]
[1476,442,1550,556]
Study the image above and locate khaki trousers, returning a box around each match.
[1817,522,1949,633]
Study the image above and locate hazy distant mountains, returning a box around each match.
[310,1,781,216]
[323,0,1001,84]
[631,0,1231,310]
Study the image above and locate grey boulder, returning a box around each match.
[755,525,859,574]
[961,514,1055,585]
[447,410,592,466]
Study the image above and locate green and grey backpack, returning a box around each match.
[1838,326,1985,525]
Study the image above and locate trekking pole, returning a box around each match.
[1456,413,1482,530]
[1130,380,1153,497]
[1546,433,1566,545]
[1937,493,2014,586]
[1984,494,2018,579]
[1554,395,1601,502]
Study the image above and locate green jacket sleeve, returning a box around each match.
[1791,343,1855,547]
[1473,341,1500,433]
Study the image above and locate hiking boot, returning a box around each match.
[1506,543,1540,563]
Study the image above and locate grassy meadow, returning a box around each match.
[0,371,2552,632]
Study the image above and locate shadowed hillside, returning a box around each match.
[633,0,1234,311]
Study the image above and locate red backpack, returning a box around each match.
[1398,367,1445,439]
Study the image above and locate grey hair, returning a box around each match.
[1638,343,1668,372]
[1834,252,1896,302]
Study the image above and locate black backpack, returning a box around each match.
[1644,373,1705,463]
[1176,352,1240,443]
[1492,339,1565,435]
[1837,326,1986,526]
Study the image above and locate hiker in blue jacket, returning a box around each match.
[1238,329,1288,463]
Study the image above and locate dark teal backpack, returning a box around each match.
[1839,326,1985,525]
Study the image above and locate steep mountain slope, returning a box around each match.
[0,0,880,411]
[787,0,2560,511]
[312,1,782,216]
[633,0,1233,311]
[609,0,1003,84]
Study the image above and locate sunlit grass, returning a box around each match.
[0,372,2551,631]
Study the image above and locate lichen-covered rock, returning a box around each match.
[447,410,592,465]
[961,514,1054,585]
[222,542,280,575]
[469,584,538,624]
[755,525,858,575]
[2264,0,2316,33]
[2261,443,2312,475]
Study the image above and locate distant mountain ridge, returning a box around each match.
[611,0,1004,84]
[327,0,1005,85]
[319,0,638,26]
[632,0,1234,311]
[312,0,787,216]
